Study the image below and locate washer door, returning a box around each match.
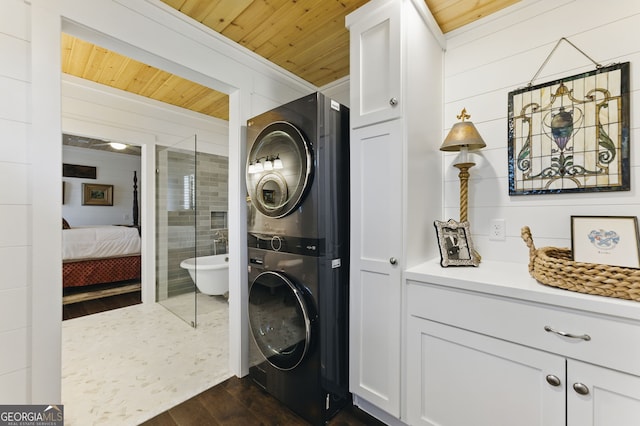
[248,271,313,370]
[246,121,313,218]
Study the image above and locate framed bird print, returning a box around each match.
[508,62,630,195]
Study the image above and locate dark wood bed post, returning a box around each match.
[133,171,139,227]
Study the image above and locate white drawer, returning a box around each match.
[407,281,640,376]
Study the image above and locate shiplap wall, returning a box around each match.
[62,74,230,156]
[442,0,640,263]
[0,0,30,403]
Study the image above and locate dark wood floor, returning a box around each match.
[141,375,386,426]
[64,292,381,425]
[62,287,141,320]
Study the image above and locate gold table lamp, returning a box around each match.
[440,108,486,223]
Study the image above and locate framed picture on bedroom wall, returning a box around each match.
[63,163,97,179]
[82,183,113,206]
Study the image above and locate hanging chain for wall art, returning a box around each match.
[507,38,630,195]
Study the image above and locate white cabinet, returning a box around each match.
[405,271,640,426]
[407,318,565,426]
[567,360,640,426]
[347,0,443,419]
[348,120,403,416]
[407,316,640,426]
[348,0,401,128]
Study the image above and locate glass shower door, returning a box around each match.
[156,135,198,326]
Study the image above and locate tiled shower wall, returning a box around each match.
[157,149,229,297]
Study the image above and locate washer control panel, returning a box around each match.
[248,232,323,257]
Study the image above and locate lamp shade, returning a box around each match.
[440,109,486,152]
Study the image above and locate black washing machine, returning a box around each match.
[246,93,349,425]
[248,245,349,425]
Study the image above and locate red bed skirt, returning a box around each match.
[63,255,141,288]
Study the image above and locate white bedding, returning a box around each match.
[63,226,141,261]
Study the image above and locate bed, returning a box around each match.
[62,225,141,288]
[62,171,141,289]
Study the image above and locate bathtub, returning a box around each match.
[180,254,229,296]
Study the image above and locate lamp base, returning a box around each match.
[453,162,481,263]
[453,162,475,223]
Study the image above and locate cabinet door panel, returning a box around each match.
[348,0,401,128]
[406,318,565,426]
[349,121,403,416]
[568,360,640,426]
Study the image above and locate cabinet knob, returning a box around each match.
[545,375,561,387]
[573,382,590,395]
[389,97,398,106]
[389,257,398,265]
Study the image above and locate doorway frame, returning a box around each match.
[29,0,314,402]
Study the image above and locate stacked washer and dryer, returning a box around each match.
[246,92,350,425]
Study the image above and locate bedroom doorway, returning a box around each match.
[55,21,234,422]
[61,135,143,317]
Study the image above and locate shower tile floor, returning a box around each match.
[62,293,230,425]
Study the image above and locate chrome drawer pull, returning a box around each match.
[544,325,591,341]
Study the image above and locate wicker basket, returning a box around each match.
[521,226,640,302]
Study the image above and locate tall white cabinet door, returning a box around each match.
[347,0,401,129]
[567,360,640,426]
[349,119,403,416]
[406,318,565,426]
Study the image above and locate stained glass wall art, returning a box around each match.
[508,62,630,195]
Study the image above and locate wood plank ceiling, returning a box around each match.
[61,0,519,122]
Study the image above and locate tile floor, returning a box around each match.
[61,293,230,425]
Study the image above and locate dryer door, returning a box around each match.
[248,271,314,371]
[246,121,313,218]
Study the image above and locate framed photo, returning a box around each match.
[82,183,113,206]
[508,62,630,195]
[571,216,640,268]
[434,219,479,267]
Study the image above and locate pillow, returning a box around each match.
[62,218,70,229]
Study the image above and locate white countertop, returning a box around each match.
[405,259,640,321]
